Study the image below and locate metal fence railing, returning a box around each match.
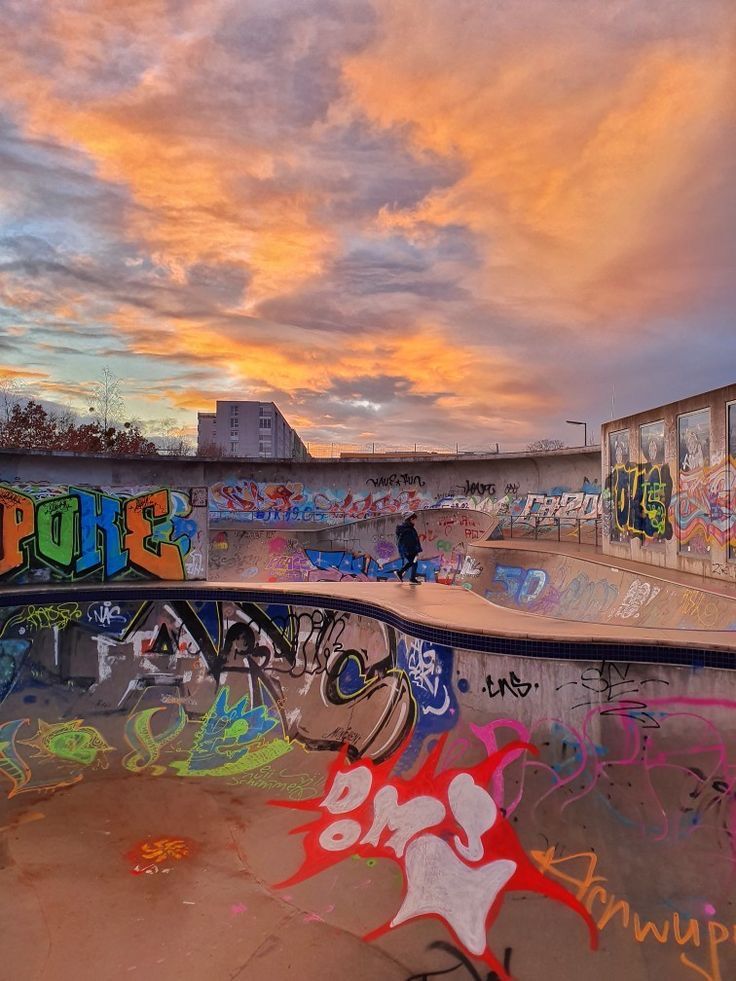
[497,516,601,546]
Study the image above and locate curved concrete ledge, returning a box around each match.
[3,575,736,980]
[465,539,736,636]
[1,579,735,668]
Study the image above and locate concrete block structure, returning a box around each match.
[197,400,309,459]
[602,381,736,582]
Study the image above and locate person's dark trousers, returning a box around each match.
[398,554,419,581]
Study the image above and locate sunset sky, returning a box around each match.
[1,0,734,451]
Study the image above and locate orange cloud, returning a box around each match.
[344,1,736,323]
[2,2,335,307]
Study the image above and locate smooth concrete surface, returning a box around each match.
[3,588,736,981]
[3,577,736,655]
[463,541,736,638]
[602,381,736,582]
[481,539,736,598]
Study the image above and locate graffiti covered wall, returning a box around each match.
[0,484,207,583]
[464,546,736,630]
[603,382,736,582]
[208,508,495,584]
[2,593,736,979]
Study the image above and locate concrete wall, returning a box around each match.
[459,544,736,629]
[208,508,495,583]
[0,447,601,585]
[0,446,601,501]
[2,591,735,979]
[602,382,736,581]
[0,483,207,584]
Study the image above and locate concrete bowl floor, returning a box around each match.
[0,767,600,981]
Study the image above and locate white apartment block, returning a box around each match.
[197,401,309,459]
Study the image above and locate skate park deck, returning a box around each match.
[3,555,736,980]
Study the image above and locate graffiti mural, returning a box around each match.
[0,484,207,583]
[272,736,597,979]
[513,493,601,521]
[639,421,666,549]
[673,457,736,556]
[3,593,736,978]
[677,409,711,555]
[608,430,630,542]
[208,509,492,585]
[0,599,417,797]
[607,462,674,542]
[209,479,434,525]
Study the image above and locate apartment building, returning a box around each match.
[197,401,309,459]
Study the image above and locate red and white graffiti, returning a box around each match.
[271,737,596,979]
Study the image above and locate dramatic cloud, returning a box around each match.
[1,0,734,450]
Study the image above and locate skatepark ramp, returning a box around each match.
[2,581,735,980]
[459,540,736,631]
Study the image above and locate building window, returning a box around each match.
[231,429,238,437]
[230,417,238,427]
[260,417,272,429]
[231,405,239,413]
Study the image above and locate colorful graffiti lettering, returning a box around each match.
[608,463,673,541]
[305,548,441,583]
[0,484,204,582]
[272,737,597,979]
[534,847,733,981]
[209,479,433,524]
[516,492,602,520]
[3,603,83,633]
[492,565,548,604]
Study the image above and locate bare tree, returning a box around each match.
[160,419,194,456]
[88,366,125,432]
[526,438,566,452]
[196,441,228,458]
[0,376,25,425]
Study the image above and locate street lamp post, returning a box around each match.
[566,419,588,446]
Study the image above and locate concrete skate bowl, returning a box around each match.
[2,583,736,981]
[208,506,500,584]
[459,543,736,632]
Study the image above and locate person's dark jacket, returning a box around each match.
[396,518,422,558]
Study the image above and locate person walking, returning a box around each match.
[395,512,422,583]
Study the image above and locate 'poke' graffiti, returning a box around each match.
[0,484,205,583]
